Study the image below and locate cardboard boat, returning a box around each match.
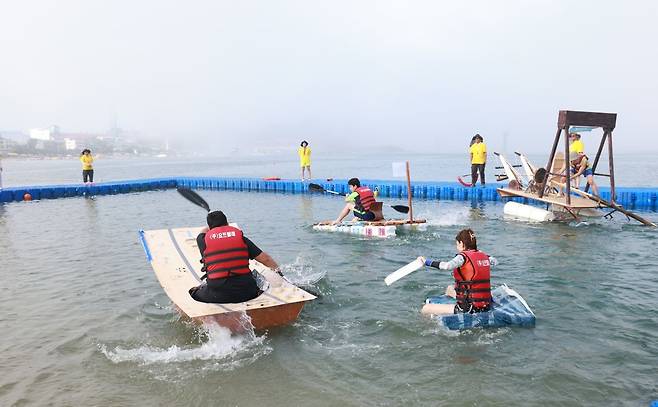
[139,226,316,331]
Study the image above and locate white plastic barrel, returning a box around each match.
[504,201,555,222]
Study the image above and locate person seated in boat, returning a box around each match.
[568,151,599,196]
[189,210,282,304]
[332,178,378,224]
[417,229,498,316]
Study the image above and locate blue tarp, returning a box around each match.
[425,285,536,330]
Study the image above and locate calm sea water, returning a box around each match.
[2,152,658,187]
[1,156,657,406]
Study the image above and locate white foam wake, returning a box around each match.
[100,320,270,366]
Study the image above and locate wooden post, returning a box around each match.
[607,130,616,203]
[540,127,562,198]
[586,131,608,193]
[564,128,571,206]
[406,161,413,222]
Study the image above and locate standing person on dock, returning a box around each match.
[418,229,497,316]
[569,133,584,154]
[469,134,486,187]
[80,149,94,184]
[332,178,378,224]
[568,133,585,188]
[298,140,312,181]
[189,210,283,304]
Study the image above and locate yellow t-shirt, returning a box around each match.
[469,142,486,164]
[569,140,584,154]
[80,155,94,170]
[298,147,311,167]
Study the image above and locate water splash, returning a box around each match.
[281,255,326,286]
[420,206,470,227]
[99,319,270,366]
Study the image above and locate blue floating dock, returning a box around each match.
[1,177,657,211]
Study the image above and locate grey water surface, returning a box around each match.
[1,156,657,406]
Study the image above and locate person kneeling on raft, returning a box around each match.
[189,210,282,304]
[418,228,498,316]
[332,178,378,225]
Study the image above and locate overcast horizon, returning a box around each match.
[1,0,657,155]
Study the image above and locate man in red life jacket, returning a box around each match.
[332,178,378,225]
[189,210,282,304]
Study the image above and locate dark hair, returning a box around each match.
[300,140,308,147]
[207,211,228,229]
[348,178,361,187]
[81,149,91,155]
[456,228,477,250]
[470,136,478,146]
[475,134,483,142]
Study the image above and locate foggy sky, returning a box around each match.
[1,0,657,154]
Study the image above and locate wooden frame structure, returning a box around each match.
[539,110,617,204]
[495,110,655,226]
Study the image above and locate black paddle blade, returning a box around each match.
[308,183,325,192]
[177,187,210,212]
[391,205,409,214]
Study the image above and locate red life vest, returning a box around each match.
[453,250,492,312]
[355,186,376,212]
[202,225,251,279]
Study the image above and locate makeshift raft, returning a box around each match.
[425,285,535,330]
[139,226,316,331]
[312,219,428,238]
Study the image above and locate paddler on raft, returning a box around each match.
[417,229,498,316]
[331,178,381,225]
[189,210,283,304]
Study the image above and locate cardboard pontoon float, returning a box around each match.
[139,226,316,331]
[313,216,428,238]
[496,110,656,226]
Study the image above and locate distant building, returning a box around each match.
[29,126,60,141]
[63,138,77,150]
[0,131,29,145]
[0,137,11,153]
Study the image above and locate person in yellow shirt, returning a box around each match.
[469,134,486,186]
[569,133,584,154]
[298,140,312,181]
[568,133,584,188]
[80,149,94,184]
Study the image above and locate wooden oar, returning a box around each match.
[308,183,410,214]
[384,258,425,286]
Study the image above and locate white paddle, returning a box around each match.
[384,258,425,286]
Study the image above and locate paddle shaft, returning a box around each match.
[308,183,409,213]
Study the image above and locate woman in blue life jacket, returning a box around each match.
[418,229,498,316]
[332,178,378,225]
[189,210,283,304]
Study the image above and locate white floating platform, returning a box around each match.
[312,219,427,238]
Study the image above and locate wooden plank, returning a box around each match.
[558,110,617,130]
